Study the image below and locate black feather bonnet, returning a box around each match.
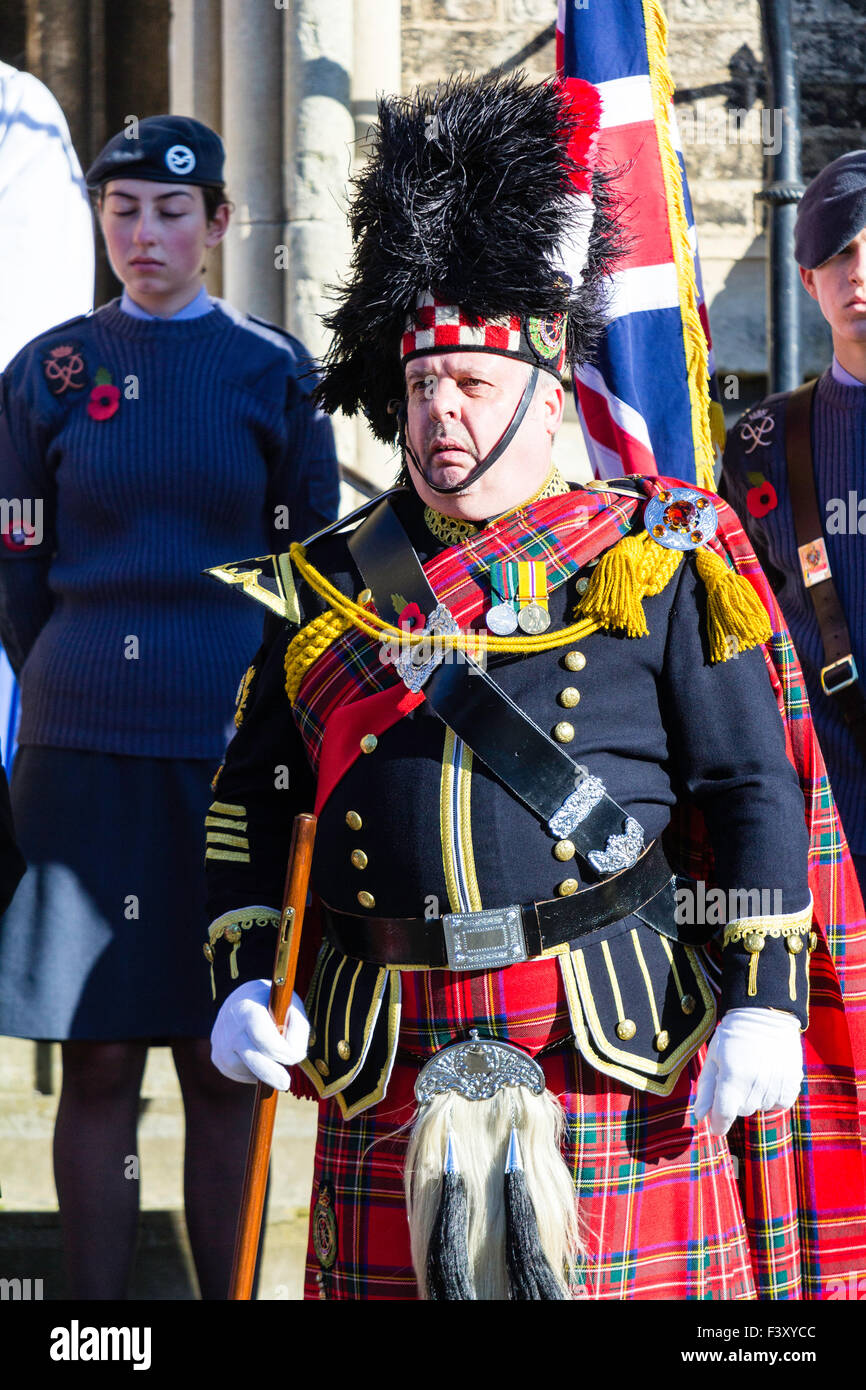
[313,69,621,443]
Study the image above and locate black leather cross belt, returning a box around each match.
[320,838,677,970]
[345,492,698,945]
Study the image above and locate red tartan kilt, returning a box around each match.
[301,1041,766,1301]
[300,951,866,1300]
[397,954,574,1058]
[301,958,763,1301]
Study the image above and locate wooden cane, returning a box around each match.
[228,811,317,1300]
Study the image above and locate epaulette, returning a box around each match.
[204,552,301,626]
[244,313,306,357]
[2,311,94,380]
[203,489,395,626]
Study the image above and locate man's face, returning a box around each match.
[404,351,564,521]
[800,227,866,349]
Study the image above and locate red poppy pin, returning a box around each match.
[42,343,86,396]
[398,601,424,632]
[87,367,121,421]
[745,471,778,519]
[1,522,38,553]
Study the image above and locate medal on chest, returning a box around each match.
[486,560,550,635]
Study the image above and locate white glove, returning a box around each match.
[693,1007,803,1137]
[211,979,310,1091]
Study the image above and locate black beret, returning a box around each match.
[795,150,866,269]
[86,115,225,190]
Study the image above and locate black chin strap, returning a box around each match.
[398,365,540,496]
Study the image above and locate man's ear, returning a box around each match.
[545,379,565,437]
[799,265,818,301]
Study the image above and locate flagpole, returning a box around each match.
[757,0,805,395]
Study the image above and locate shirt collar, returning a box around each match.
[831,355,866,388]
[119,285,214,321]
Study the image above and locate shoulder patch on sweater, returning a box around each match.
[41,341,88,396]
[736,405,777,454]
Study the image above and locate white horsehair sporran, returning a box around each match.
[403,1030,583,1300]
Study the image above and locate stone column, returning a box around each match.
[349,0,403,492]
[284,0,354,356]
[352,0,401,147]
[25,0,93,158]
[284,0,355,466]
[221,0,284,322]
[169,0,224,295]
[169,0,222,127]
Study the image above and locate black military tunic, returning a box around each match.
[205,486,812,1100]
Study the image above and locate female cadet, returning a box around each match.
[0,115,339,1298]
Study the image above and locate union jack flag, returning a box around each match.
[557,0,722,488]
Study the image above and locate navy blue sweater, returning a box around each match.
[0,299,340,758]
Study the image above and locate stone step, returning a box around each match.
[0,1207,310,1300]
[0,1038,317,1299]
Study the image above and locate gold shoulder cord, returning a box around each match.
[284,468,602,702]
[287,540,602,662]
[283,477,769,704]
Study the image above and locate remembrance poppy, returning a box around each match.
[87,382,121,421]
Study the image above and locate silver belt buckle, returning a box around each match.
[442,905,528,971]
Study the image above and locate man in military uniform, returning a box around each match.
[722,151,866,896]
[206,74,866,1300]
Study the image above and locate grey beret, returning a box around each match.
[795,150,866,268]
[86,115,225,190]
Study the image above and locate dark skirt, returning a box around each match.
[0,747,219,1041]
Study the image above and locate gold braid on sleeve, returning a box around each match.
[203,908,281,998]
[722,900,814,1001]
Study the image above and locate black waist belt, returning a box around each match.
[320,838,675,971]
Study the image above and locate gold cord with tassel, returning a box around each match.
[576,531,682,637]
[575,530,770,664]
[282,522,770,706]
